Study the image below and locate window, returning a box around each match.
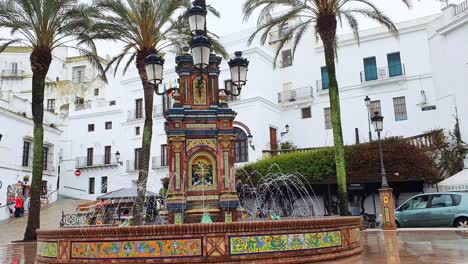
[135,126,141,136]
[135,148,142,170]
[87,148,94,166]
[109,100,116,106]
[94,88,99,96]
[88,124,95,132]
[281,49,293,68]
[234,128,249,163]
[43,147,49,171]
[89,177,95,194]
[301,107,311,119]
[370,100,381,116]
[161,145,168,167]
[101,177,108,194]
[321,67,329,90]
[280,23,291,38]
[430,194,453,208]
[363,57,377,81]
[47,99,55,111]
[135,99,143,119]
[22,141,30,167]
[387,52,402,77]
[104,146,111,165]
[11,62,18,75]
[393,96,407,121]
[105,121,112,130]
[453,195,462,206]
[403,195,429,210]
[324,107,332,130]
[224,80,237,102]
[72,66,86,83]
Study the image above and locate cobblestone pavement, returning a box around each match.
[0,196,85,246]
[1,229,468,264]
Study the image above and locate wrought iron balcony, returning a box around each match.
[152,156,169,170]
[75,155,118,169]
[315,80,329,94]
[278,86,314,104]
[360,64,405,83]
[1,70,25,78]
[127,109,144,121]
[126,160,142,172]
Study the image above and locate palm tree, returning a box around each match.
[0,0,102,240]
[91,0,227,225]
[243,0,398,215]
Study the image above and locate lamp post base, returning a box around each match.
[379,188,397,230]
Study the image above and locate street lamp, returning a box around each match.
[371,111,388,188]
[190,34,211,69]
[247,134,255,150]
[115,151,121,164]
[223,51,250,97]
[280,124,290,137]
[188,2,207,33]
[364,96,372,142]
[145,53,173,96]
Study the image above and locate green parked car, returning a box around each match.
[378,192,468,228]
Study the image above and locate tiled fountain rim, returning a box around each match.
[37,217,361,239]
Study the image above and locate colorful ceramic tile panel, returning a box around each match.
[37,241,58,258]
[71,239,202,259]
[229,231,342,255]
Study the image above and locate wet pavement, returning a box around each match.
[0,196,85,245]
[1,229,468,263]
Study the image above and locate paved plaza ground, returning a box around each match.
[1,197,468,263]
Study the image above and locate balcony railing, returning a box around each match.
[22,155,55,173]
[404,129,444,151]
[360,64,405,83]
[455,0,468,16]
[278,86,314,103]
[152,156,169,170]
[76,155,118,168]
[315,80,329,92]
[1,70,25,78]
[75,102,91,111]
[126,160,142,172]
[127,109,144,122]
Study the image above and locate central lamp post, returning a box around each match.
[371,111,396,230]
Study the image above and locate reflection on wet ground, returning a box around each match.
[1,230,468,263]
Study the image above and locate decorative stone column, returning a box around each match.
[379,188,396,230]
[167,135,187,224]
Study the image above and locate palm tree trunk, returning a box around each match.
[24,48,52,241]
[317,15,349,216]
[132,51,155,225]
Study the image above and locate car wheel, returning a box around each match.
[455,217,468,228]
[396,221,401,228]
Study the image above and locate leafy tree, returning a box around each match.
[90,0,227,225]
[0,0,102,240]
[243,0,401,215]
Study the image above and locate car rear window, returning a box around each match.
[452,195,462,206]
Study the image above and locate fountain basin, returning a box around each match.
[36,217,362,263]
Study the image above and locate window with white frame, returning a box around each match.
[47,99,55,111]
[393,96,408,121]
[370,100,381,116]
[324,107,332,130]
[281,49,293,68]
[72,66,86,83]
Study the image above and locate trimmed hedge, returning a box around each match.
[237,138,439,184]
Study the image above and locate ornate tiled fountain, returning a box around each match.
[35,1,362,263]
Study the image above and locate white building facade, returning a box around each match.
[1,2,467,219]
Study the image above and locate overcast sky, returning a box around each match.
[0,0,458,57]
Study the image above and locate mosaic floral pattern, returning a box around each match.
[37,241,58,258]
[71,239,202,259]
[229,231,342,255]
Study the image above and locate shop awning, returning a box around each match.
[438,169,468,192]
